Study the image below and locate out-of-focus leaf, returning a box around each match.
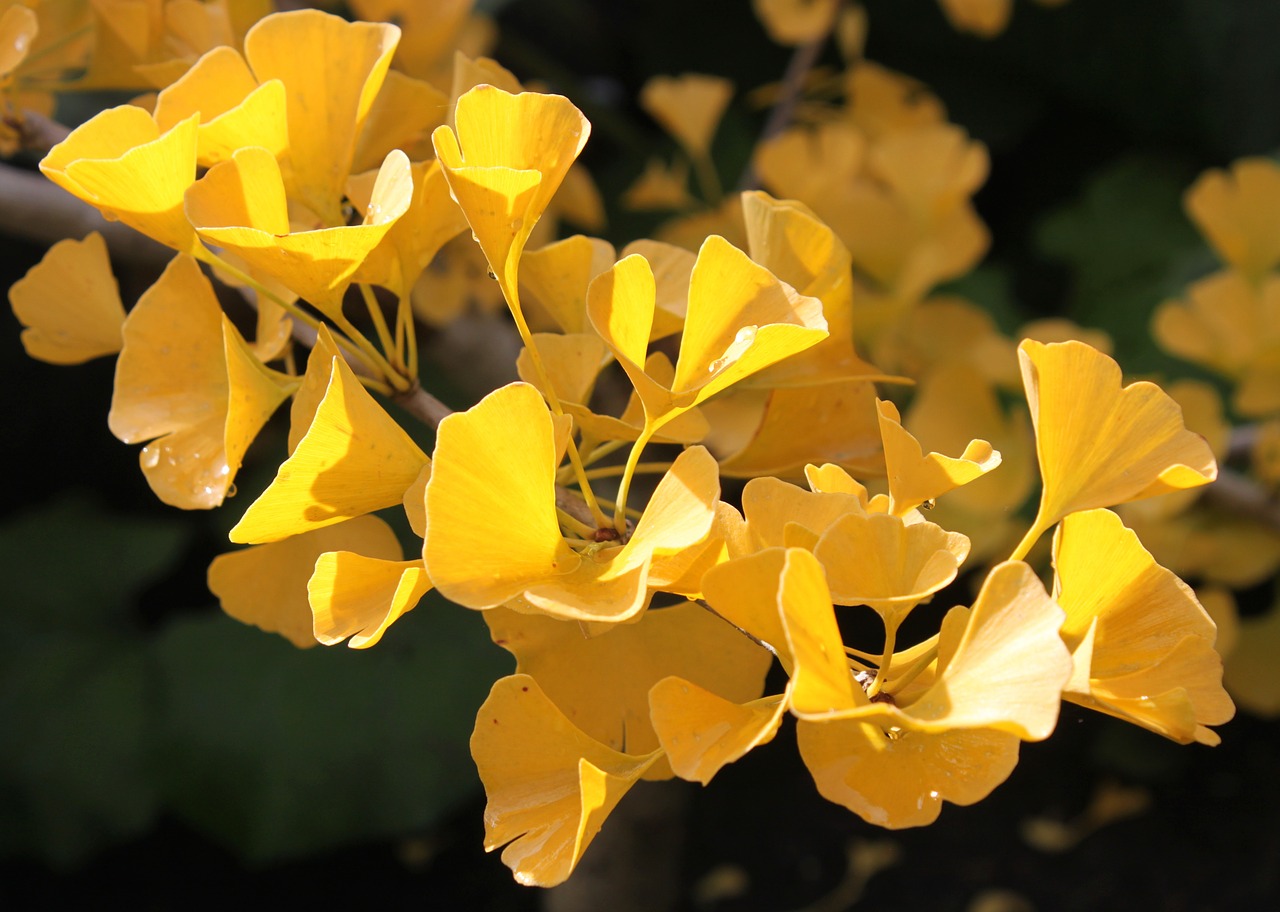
[0,496,187,865]
[1034,157,1211,372]
[152,591,508,862]
[0,640,156,866]
[937,263,1022,333]
[0,493,189,626]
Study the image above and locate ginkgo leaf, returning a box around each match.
[230,353,429,543]
[9,232,125,364]
[639,73,733,159]
[432,86,589,302]
[209,514,402,648]
[1015,340,1217,559]
[472,675,662,887]
[1053,509,1233,745]
[42,106,205,256]
[877,398,1000,516]
[244,9,401,224]
[309,552,431,649]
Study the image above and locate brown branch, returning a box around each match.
[736,12,838,193]
[1203,467,1280,533]
[392,381,454,428]
[6,108,70,155]
[0,161,172,268]
[1228,424,1259,463]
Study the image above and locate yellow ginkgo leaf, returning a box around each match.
[708,379,885,479]
[309,552,431,648]
[870,124,989,225]
[639,73,733,160]
[797,718,1020,828]
[622,157,696,212]
[1152,270,1277,377]
[901,362,1036,562]
[209,514,403,648]
[152,44,288,167]
[9,232,125,364]
[519,235,616,334]
[1014,339,1217,558]
[432,85,589,303]
[741,191,897,387]
[702,548,794,669]
[423,382,578,611]
[782,555,1067,828]
[813,512,970,625]
[738,475,866,553]
[1220,591,1280,718]
[244,9,401,225]
[348,157,469,297]
[286,325,346,455]
[805,463,872,498]
[230,352,430,543]
[41,106,205,256]
[608,354,712,445]
[887,296,1019,388]
[1053,509,1233,745]
[350,67,448,174]
[845,61,946,139]
[1184,157,1280,280]
[937,0,1014,37]
[349,0,472,84]
[619,239,696,341]
[448,52,524,112]
[755,121,866,213]
[188,146,413,317]
[516,332,608,409]
[77,0,185,90]
[557,163,607,232]
[877,398,1000,516]
[0,4,38,79]
[778,549,866,717]
[108,255,296,510]
[588,235,828,436]
[752,0,841,45]
[650,678,788,785]
[472,675,662,887]
[484,601,770,775]
[402,461,432,540]
[1019,317,1114,354]
[788,558,1070,739]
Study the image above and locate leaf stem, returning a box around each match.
[613,426,655,534]
[358,283,398,371]
[500,276,610,528]
[584,460,672,481]
[867,618,899,698]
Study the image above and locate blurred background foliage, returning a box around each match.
[2,0,1278,908]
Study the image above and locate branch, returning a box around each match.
[392,382,453,428]
[1203,467,1280,533]
[735,15,836,193]
[0,161,172,268]
[6,108,70,154]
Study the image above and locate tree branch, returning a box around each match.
[0,161,172,268]
[1204,468,1280,533]
[735,16,836,193]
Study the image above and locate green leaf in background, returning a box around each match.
[1033,156,1215,374]
[0,494,189,865]
[152,592,510,863]
[0,493,189,629]
[937,263,1023,334]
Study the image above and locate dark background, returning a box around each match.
[3,0,1278,908]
